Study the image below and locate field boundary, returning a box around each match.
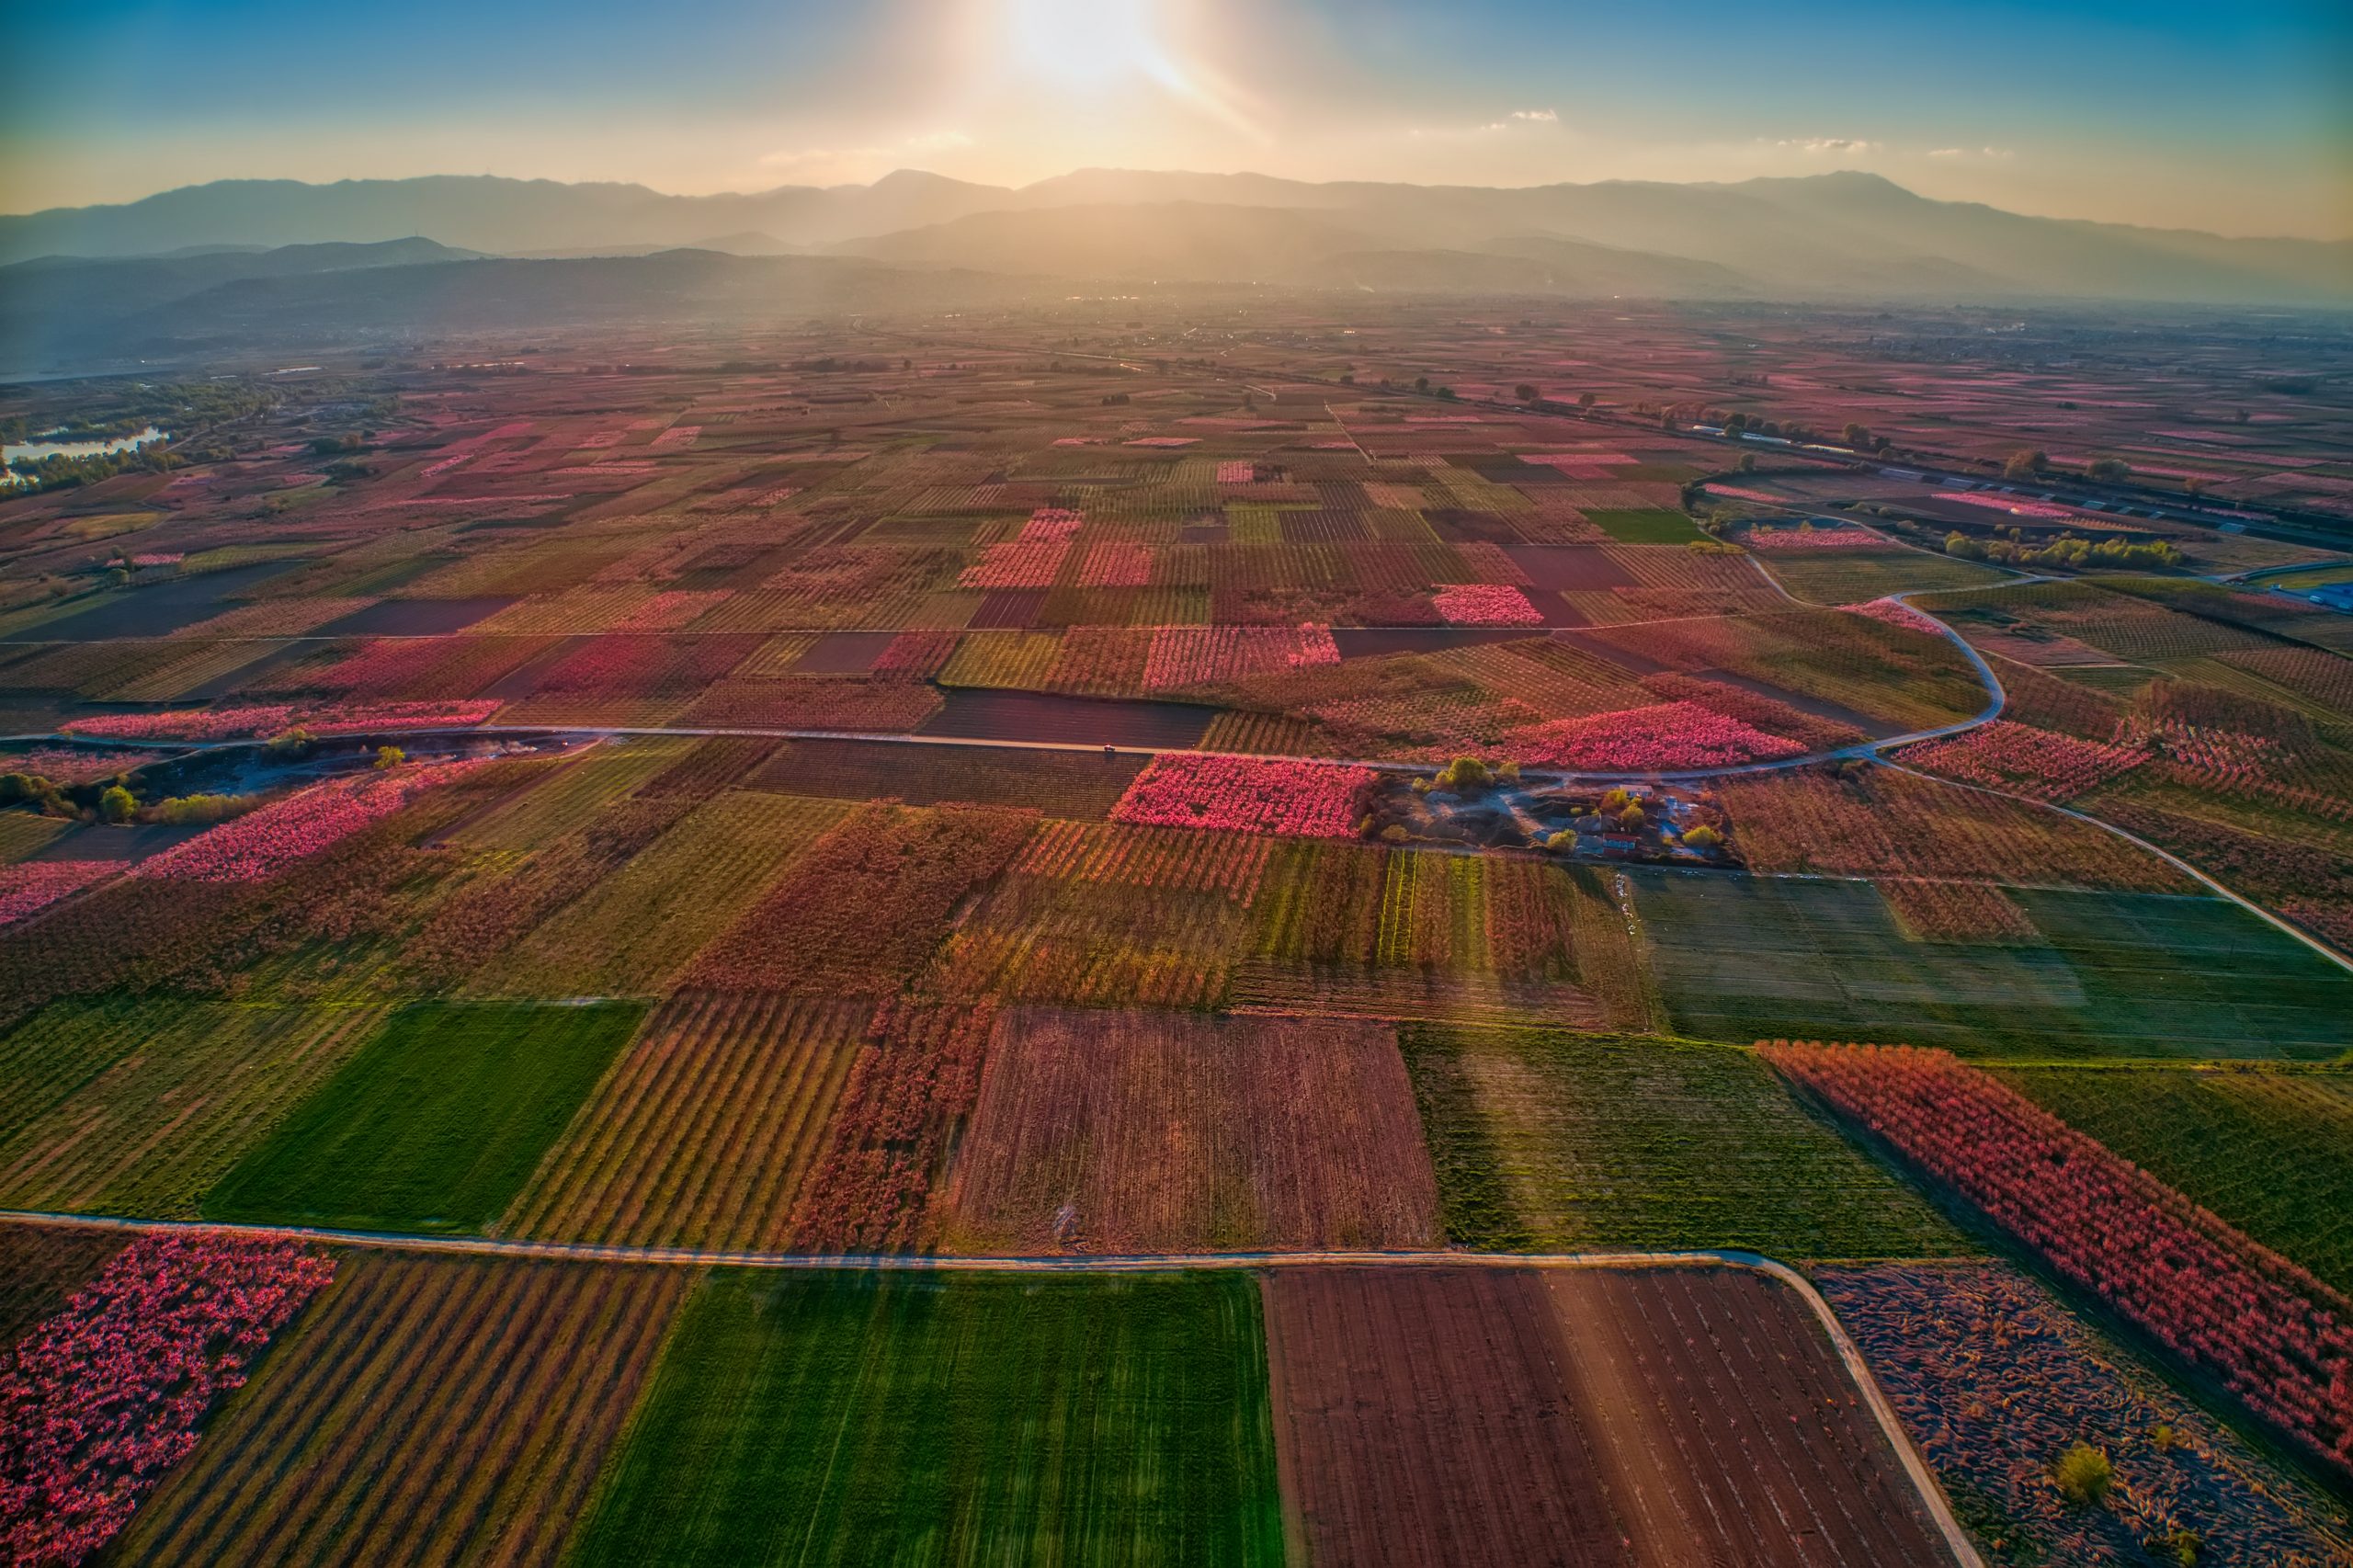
[1877,759,2353,979]
[0,1209,1983,1565]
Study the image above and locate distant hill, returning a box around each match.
[4,170,2348,378]
[0,171,1012,265]
[6,167,2342,306]
[0,248,1027,377]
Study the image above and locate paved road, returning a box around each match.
[0,1207,1982,1564]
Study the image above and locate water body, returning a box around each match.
[2,426,169,486]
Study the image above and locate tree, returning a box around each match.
[1414,376,1430,393]
[2052,1444,2113,1506]
[1683,824,1722,849]
[1841,423,1871,448]
[1617,804,1645,830]
[374,744,406,770]
[1577,392,1597,407]
[2086,457,2131,482]
[1737,453,1757,472]
[1435,385,1458,401]
[1515,384,1540,403]
[1544,828,1577,851]
[99,785,136,824]
[267,726,314,757]
[2003,448,2049,480]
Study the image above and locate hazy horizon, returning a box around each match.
[4,0,2347,241]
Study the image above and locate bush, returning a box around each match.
[152,792,256,825]
[374,744,407,770]
[1433,756,1494,794]
[2053,1443,2114,1506]
[98,785,136,824]
[1683,824,1722,849]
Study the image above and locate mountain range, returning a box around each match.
[9,168,2346,303]
[4,169,2347,376]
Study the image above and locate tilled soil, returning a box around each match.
[1266,1264,1956,1567]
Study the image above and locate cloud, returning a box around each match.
[1928,147,1963,158]
[905,130,974,152]
[1928,144,2015,159]
[1779,136,1874,153]
[1510,108,1558,122]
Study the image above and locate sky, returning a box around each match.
[4,0,2347,238]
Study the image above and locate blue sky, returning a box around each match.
[4,0,2346,235]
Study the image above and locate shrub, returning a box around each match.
[1433,756,1494,794]
[2053,1443,2114,1506]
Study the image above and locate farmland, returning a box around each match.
[1398,1024,1967,1255]
[1990,1065,2353,1296]
[1,301,2349,1565]
[1264,1264,1961,1565]
[566,1269,1286,1567]
[203,1001,645,1231]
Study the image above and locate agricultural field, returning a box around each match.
[566,1269,1286,1567]
[1265,1263,1961,1565]
[1399,1023,1968,1256]
[1989,1064,2353,1296]
[2,306,2350,1563]
[1634,869,2353,1059]
[203,1001,646,1231]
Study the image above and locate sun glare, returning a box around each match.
[1006,0,1163,88]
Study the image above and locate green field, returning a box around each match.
[0,997,382,1217]
[1632,869,2353,1060]
[1584,507,1701,543]
[204,1000,644,1231]
[1756,548,2010,605]
[1398,1023,1969,1256]
[569,1269,1284,1567]
[1992,1064,2353,1296]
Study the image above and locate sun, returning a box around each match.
[1006,0,1163,89]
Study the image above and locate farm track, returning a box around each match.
[0,1207,1984,1567]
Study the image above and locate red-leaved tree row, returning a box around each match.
[0,1232,337,1565]
[1761,1042,2353,1476]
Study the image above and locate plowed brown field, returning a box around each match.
[942,1008,1444,1254]
[1265,1265,1956,1567]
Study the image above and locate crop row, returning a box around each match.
[1504,699,1810,772]
[1112,754,1374,838]
[1765,1042,2353,1474]
[686,803,1038,994]
[1875,877,2040,944]
[0,1232,335,1564]
[790,1000,998,1253]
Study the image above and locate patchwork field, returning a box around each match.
[3,306,2350,1564]
[1635,870,2353,1059]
